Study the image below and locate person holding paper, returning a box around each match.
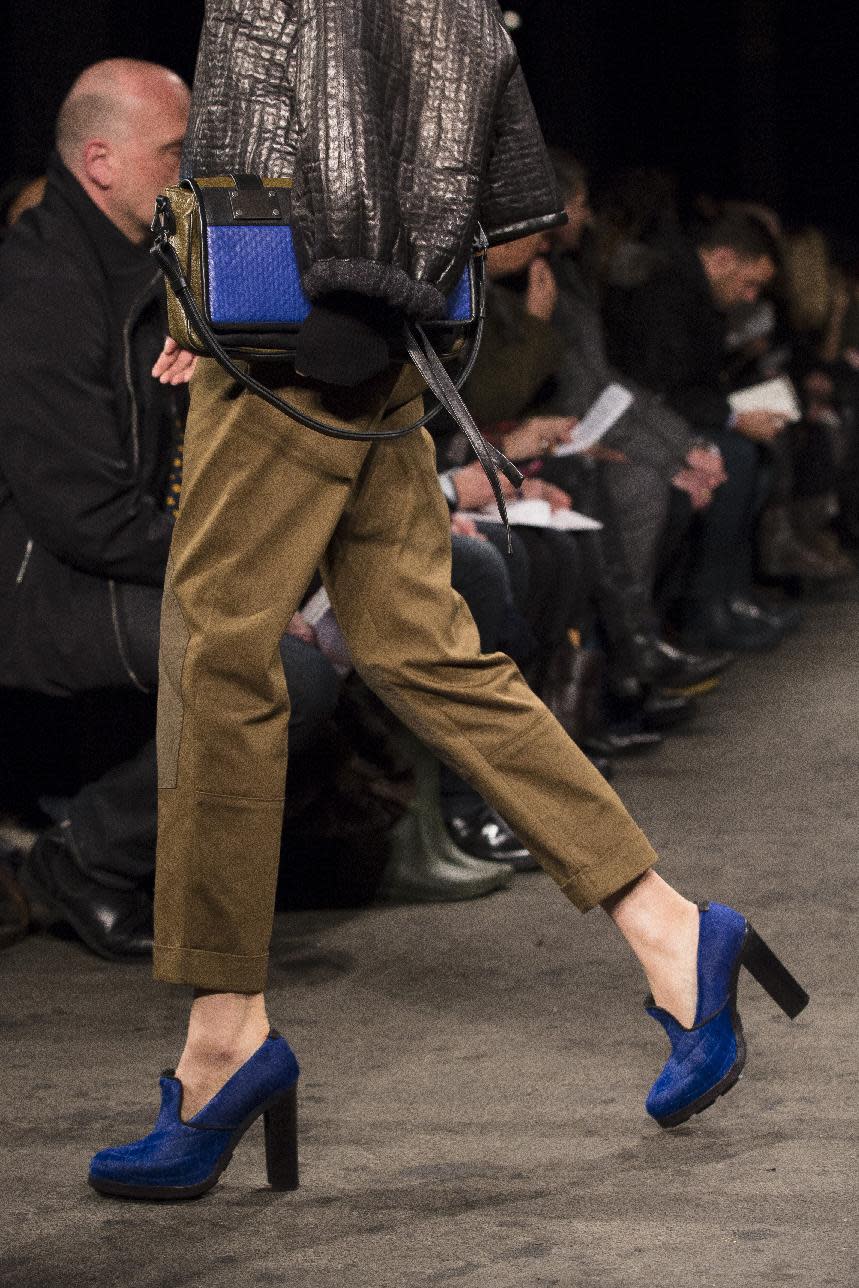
[603,210,797,652]
[542,152,735,695]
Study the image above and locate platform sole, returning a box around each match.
[655,1027,747,1129]
[88,1083,299,1200]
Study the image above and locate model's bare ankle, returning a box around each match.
[173,990,271,1118]
[602,870,700,1028]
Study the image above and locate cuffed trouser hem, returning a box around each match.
[559,846,655,912]
[153,945,269,993]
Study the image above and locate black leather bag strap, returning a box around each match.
[404,323,523,550]
[150,208,523,540]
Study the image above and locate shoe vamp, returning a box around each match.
[647,1009,738,1115]
[89,1124,233,1187]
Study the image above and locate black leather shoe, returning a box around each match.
[728,595,802,635]
[445,805,539,872]
[582,728,663,757]
[681,597,782,652]
[17,823,153,961]
[632,633,735,688]
[642,691,698,731]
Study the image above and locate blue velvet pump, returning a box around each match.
[89,1030,299,1199]
[645,902,809,1128]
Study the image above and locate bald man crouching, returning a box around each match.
[0,60,343,959]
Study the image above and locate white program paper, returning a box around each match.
[300,586,332,627]
[552,382,635,456]
[459,499,603,532]
[728,377,802,423]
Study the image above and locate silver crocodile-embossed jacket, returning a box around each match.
[184,0,566,318]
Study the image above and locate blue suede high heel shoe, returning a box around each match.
[88,1030,299,1199]
[646,901,809,1128]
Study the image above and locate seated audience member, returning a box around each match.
[544,150,732,694]
[0,61,340,961]
[440,233,663,758]
[602,210,798,650]
[719,206,855,584]
[772,227,858,578]
[440,228,589,687]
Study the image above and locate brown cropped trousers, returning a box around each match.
[154,358,657,992]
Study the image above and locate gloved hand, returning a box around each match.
[295,292,398,387]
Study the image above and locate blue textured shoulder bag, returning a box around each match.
[150,175,522,538]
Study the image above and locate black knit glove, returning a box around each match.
[295,292,399,387]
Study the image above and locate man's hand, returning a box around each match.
[524,257,558,322]
[286,612,318,647]
[450,513,487,541]
[502,414,577,460]
[519,478,572,511]
[452,463,572,512]
[152,337,198,385]
[452,461,525,511]
[734,410,788,442]
[686,444,727,488]
[673,445,727,510]
[672,467,715,510]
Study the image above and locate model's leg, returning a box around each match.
[323,423,655,900]
[155,358,406,1116]
[320,419,702,1022]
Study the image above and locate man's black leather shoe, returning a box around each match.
[582,728,663,757]
[682,597,783,652]
[632,633,735,688]
[642,691,698,731]
[728,595,802,635]
[17,822,153,961]
[445,805,539,871]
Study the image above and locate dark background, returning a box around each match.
[2,0,856,241]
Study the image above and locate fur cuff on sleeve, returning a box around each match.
[302,258,447,320]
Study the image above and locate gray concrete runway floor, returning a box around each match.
[2,591,857,1288]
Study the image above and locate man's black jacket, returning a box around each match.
[546,253,692,478]
[185,0,566,319]
[0,158,179,695]
[602,236,732,436]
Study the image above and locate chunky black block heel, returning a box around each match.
[742,926,809,1018]
[264,1084,299,1191]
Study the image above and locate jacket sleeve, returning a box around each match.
[607,271,731,435]
[0,266,172,586]
[479,62,567,247]
[602,402,692,479]
[290,0,529,318]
